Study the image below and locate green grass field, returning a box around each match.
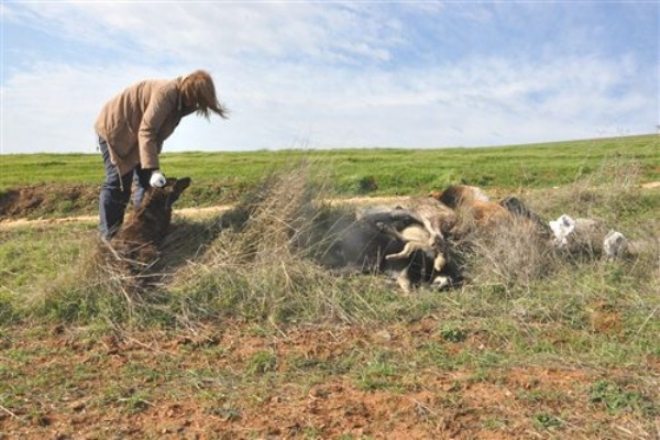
[0,135,658,438]
[1,134,657,220]
[2,134,658,193]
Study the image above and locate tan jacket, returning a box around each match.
[95,77,195,176]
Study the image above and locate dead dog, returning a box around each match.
[430,185,510,232]
[430,185,549,241]
[547,214,656,260]
[375,221,457,293]
[104,177,191,273]
[326,206,457,294]
[358,196,457,245]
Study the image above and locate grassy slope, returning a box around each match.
[1,210,658,438]
[2,134,658,193]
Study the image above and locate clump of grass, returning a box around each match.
[589,380,655,415]
[167,164,396,326]
[460,216,558,290]
[0,292,18,325]
[246,351,278,375]
[533,158,651,227]
[32,237,140,323]
[356,175,378,194]
[21,219,217,325]
[533,412,563,430]
[439,325,468,343]
[356,357,400,391]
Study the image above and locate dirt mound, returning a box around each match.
[0,181,248,221]
[0,184,98,219]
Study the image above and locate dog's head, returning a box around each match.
[428,190,443,201]
[138,177,192,214]
[603,230,628,259]
[112,177,192,260]
[164,177,192,209]
[429,186,464,208]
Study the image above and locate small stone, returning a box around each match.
[37,415,52,427]
[374,330,392,342]
[51,325,65,335]
[70,401,86,412]
[310,387,330,399]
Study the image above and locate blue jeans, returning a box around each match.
[98,136,152,239]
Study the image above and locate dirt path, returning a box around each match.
[641,181,660,189]
[0,195,410,231]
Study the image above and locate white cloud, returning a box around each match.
[4,2,403,63]
[1,2,656,153]
[3,53,652,153]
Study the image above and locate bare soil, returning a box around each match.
[1,320,656,439]
[0,184,98,220]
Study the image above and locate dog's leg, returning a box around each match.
[375,221,407,242]
[433,253,446,272]
[386,241,445,271]
[396,271,412,296]
[386,241,427,261]
[420,217,444,247]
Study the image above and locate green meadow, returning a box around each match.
[2,134,658,195]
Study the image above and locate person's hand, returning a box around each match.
[149,170,167,188]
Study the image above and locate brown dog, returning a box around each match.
[430,185,510,231]
[109,177,191,269]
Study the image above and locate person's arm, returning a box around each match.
[138,88,176,170]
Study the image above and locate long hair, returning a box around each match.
[180,70,229,119]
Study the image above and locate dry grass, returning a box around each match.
[428,158,659,300]
[22,165,372,325]
[168,165,390,326]
[15,159,658,331]
[460,217,558,290]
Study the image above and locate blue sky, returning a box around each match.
[1,1,658,153]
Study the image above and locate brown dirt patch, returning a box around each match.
[588,301,623,334]
[0,184,98,220]
[1,321,657,439]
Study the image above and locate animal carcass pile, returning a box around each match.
[99,177,646,296]
[319,185,639,294]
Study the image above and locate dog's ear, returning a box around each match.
[164,177,178,188]
[428,190,442,200]
[166,177,192,208]
[174,177,191,194]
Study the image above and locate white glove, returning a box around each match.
[149,170,167,188]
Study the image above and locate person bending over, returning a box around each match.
[95,70,228,239]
